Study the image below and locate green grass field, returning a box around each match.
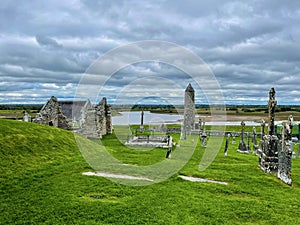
[1,119,300,224]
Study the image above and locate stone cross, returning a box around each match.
[238,121,248,153]
[268,87,277,135]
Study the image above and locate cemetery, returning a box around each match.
[1,85,300,224]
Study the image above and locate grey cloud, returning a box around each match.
[35,35,62,48]
[1,0,300,104]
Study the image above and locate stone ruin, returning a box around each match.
[33,96,71,130]
[257,87,293,185]
[77,97,112,138]
[181,83,195,139]
[34,96,112,139]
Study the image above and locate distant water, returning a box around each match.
[112,111,182,125]
[112,111,261,126]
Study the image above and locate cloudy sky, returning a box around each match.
[1,0,300,105]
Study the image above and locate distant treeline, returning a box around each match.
[2,103,300,112]
[228,106,300,113]
[0,104,43,111]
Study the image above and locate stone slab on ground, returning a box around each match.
[179,175,228,185]
[83,172,153,182]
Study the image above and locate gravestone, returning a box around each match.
[23,111,31,122]
[166,147,172,158]
[278,122,292,185]
[237,121,249,153]
[224,133,230,156]
[258,88,279,174]
[201,122,207,147]
[201,134,207,147]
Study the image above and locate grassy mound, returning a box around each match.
[1,119,300,224]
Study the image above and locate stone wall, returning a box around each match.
[34,96,112,139]
[78,97,112,138]
[33,96,71,130]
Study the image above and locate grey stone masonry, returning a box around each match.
[237,121,249,153]
[268,87,277,135]
[182,83,195,139]
[33,96,71,130]
[278,122,292,185]
[34,96,112,139]
[78,97,112,138]
[258,88,279,174]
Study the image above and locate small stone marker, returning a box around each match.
[224,133,230,156]
[166,147,172,159]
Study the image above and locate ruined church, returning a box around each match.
[34,96,112,138]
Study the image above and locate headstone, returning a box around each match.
[201,122,207,147]
[23,111,31,122]
[258,88,279,174]
[237,121,249,153]
[277,122,292,185]
[167,135,170,146]
[201,135,207,147]
[166,147,172,159]
[224,133,230,156]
